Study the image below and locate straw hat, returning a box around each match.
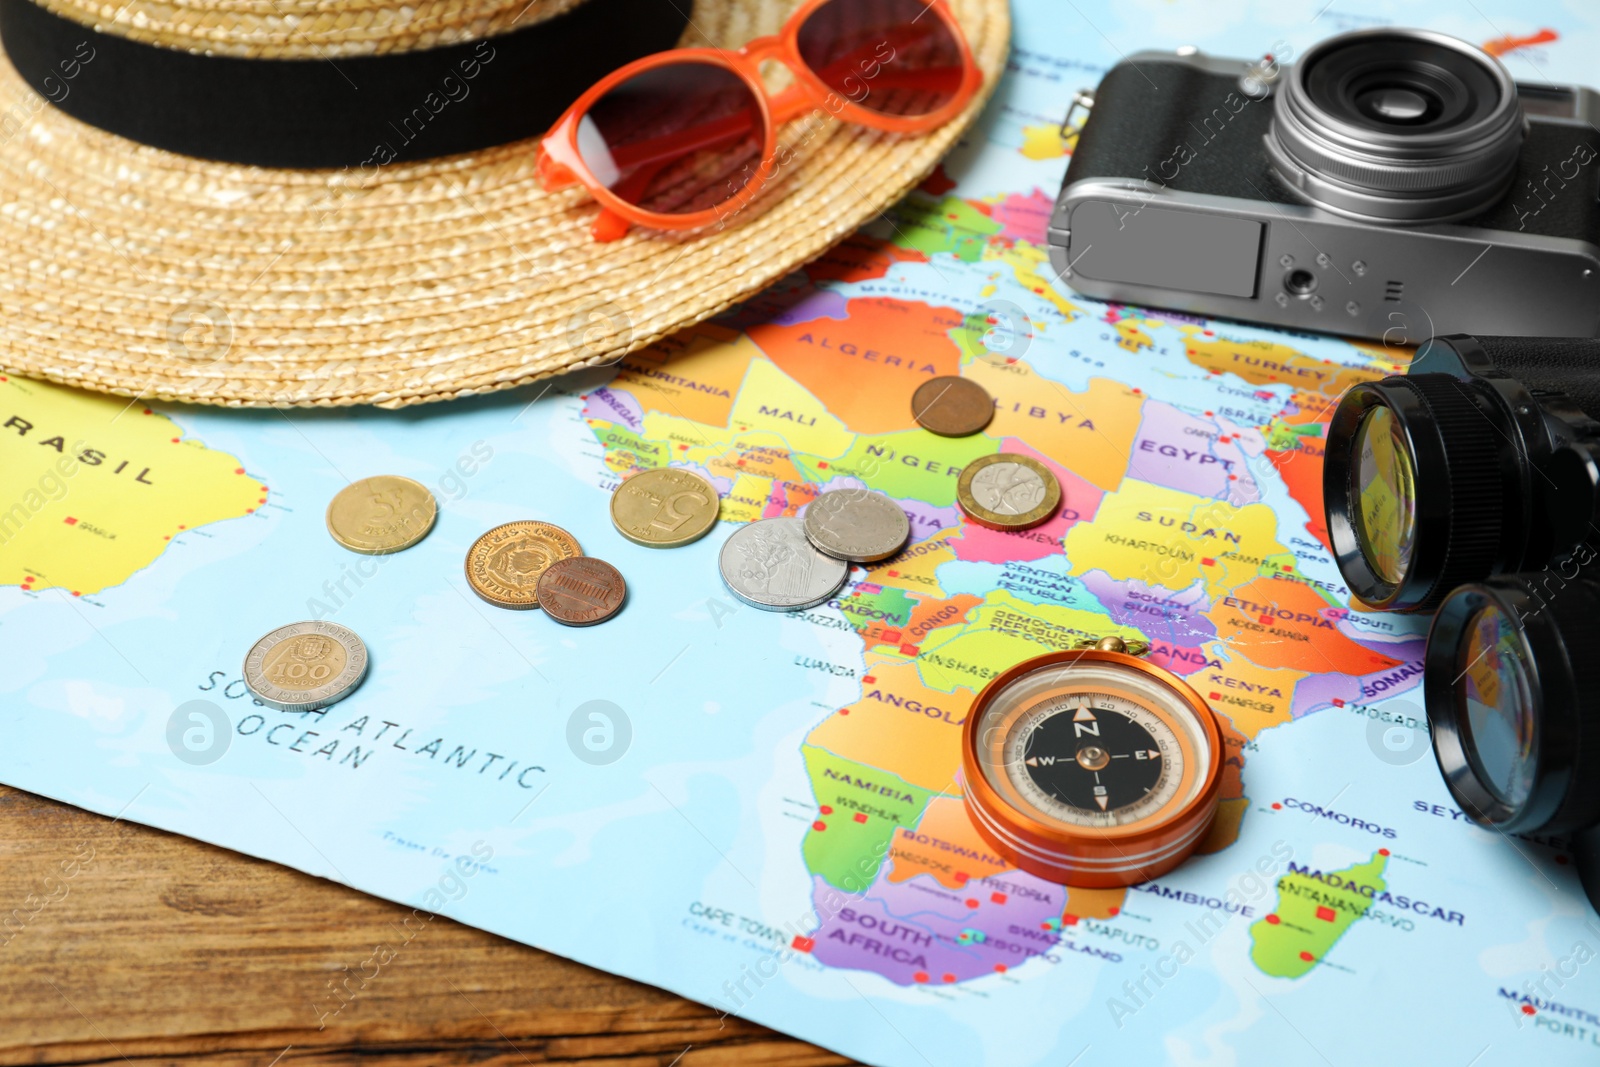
[0,0,1009,407]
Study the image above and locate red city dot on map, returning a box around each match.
[1209,692,1222,701]
[1201,558,1215,567]
[142,408,152,415]
[170,437,179,443]
[1259,615,1274,626]
[258,498,266,504]
[991,892,1007,905]
[1228,474,1238,481]
[899,644,919,656]
[942,974,956,984]
[1299,951,1315,962]
[1204,410,1213,417]
[792,936,814,953]
[812,821,826,832]
[1062,914,1079,926]
[63,516,77,525]
[1108,907,1120,916]
[1332,698,1346,707]
[994,964,1007,973]
[965,898,979,909]
[1271,802,1283,810]
[178,525,186,530]
[820,805,833,815]
[881,630,902,642]
[818,461,829,469]
[71,591,80,597]
[736,459,746,466]
[235,468,244,474]
[678,444,688,451]
[1132,388,1142,395]
[1522,1005,1537,1016]
[838,709,850,716]
[1204,330,1215,336]
[1266,914,1281,925]
[913,972,929,983]
[886,570,900,578]
[163,536,170,541]
[862,676,876,684]
[1379,848,1391,857]
[954,871,969,884]
[246,509,255,513]
[854,813,868,824]
[1316,906,1336,922]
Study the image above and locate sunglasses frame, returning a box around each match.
[538,0,982,241]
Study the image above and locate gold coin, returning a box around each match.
[957,453,1062,531]
[912,376,994,437]
[326,475,437,554]
[464,521,582,609]
[610,467,721,548]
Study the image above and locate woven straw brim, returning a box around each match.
[0,0,1009,408]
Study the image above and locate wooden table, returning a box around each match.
[0,785,853,1066]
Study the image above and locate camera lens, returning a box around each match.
[1350,405,1417,585]
[1324,371,1507,611]
[1453,602,1536,810]
[1426,576,1600,834]
[1267,28,1526,222]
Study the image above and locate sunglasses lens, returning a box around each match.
[797,0,967,118]
[576,61,765,216]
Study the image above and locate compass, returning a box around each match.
[962,638,1224,887]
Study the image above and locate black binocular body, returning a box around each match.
[1324,334,1600,914]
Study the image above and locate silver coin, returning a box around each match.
[719,517,849,612]
[971,461,1049,515]
[243,621,370,712]
[803,489,910,563]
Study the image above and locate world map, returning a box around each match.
[5,2,1600,1065]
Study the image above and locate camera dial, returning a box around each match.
[1267,28,1526,222]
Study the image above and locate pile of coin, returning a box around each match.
[720,487,911,612]
[244,377,1057,711]
[464,519,627,628]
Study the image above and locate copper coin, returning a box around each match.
[537,557,627,626]
[912,376,994,437]
[464,521,582,610]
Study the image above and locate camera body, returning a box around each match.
[1049,35,1600,341]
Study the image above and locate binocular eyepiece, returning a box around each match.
[1324,334,1600,911]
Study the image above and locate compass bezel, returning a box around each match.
[961,648,1225,887]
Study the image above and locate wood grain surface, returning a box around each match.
[0,784,854,1066]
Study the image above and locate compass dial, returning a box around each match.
[962,651,1223,888]
[1006,690,1183,828]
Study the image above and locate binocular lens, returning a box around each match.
[1352,405,1419,585]
[1453,602,1536,810]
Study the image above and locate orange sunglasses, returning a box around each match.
[537,0,982,242]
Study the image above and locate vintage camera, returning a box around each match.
[1322,333,1600,611]
[1049,28,1600,340]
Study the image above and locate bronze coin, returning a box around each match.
[464,521,582,610]
[537,557,627,626]
[912,376,994,437]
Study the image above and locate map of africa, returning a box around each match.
[4,2,1600,1065]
